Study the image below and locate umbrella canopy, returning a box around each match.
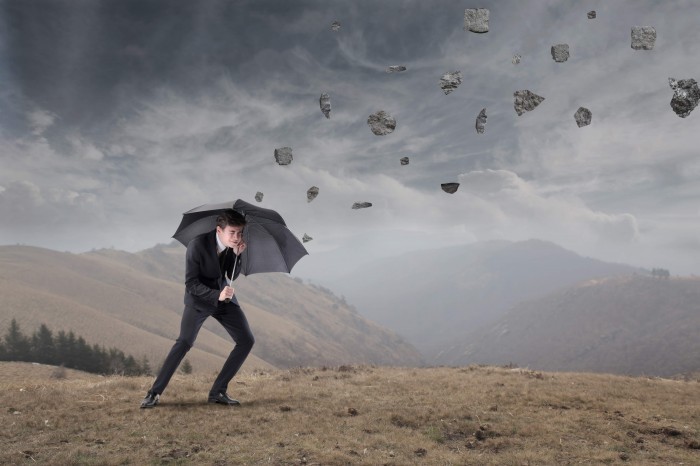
[172,199,308,276]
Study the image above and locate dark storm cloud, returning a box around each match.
[2,0,522,180]
[1,0,699,275]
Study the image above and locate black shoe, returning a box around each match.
[140,391,159,409]
[208,392,240,406]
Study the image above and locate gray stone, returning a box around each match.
[440,71,463,95]
[400,157,409,166]
[441,183,460,194]
[255,192,264,202]
[551,44,569,63]
[302,234,313,243]
[475,108,487,134]
[513,90,545,116]
[631,26,656,50]
[352,202,372,209]
[574,107,592,127]
[587,11,596,19]
[668,78,700,118]
[386,65,407,73]
[512,54,521,65]
[331,21,341,32]
[319,93,331,119]
[274,147,293,165]
[367,111,396,135]
[464,8,489,33]
[307,186,319,202]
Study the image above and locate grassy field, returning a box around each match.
[1,362,699,465]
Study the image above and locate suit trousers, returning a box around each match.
[150,304,255,396]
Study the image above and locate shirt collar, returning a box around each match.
[215,231,227,255]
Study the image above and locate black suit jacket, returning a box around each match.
[184,230,242,312]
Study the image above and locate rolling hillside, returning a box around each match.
[0,245,423,373]
[438,276,700,377]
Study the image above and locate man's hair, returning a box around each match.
[216,209,246,229]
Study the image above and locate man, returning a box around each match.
[140,209,255,408]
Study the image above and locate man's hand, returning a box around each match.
[234,240,246,255]
[219,286,235,302]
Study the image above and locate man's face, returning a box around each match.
[216,224,244,249]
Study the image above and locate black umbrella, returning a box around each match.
[172,199,308,276]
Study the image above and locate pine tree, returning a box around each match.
[4,319,31,362]
[181,359,193,374]
[140,355,152,376]
[92,344,107,373]
[64,331,78,368]
[74,336,93,372]
[123,355,140,376]
[107,348,125,374]
[32,324,57,365]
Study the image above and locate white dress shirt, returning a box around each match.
[215,233,233,285]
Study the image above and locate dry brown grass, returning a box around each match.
[2,362,699,465]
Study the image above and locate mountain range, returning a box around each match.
[320,239,642,355]
[3,238,698,377]
[438,275,700,377]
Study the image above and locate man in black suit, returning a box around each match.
[140,209,255,408]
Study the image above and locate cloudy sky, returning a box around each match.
[1,0,699,276]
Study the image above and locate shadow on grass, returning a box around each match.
[143,395,316,410]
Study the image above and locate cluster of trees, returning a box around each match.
[0,319,151,376]
[651,268,671,279]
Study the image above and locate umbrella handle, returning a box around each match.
[224,254,238,303]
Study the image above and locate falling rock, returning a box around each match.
[274,147,293,165]
[386,65,407,73]
[367,111,396,135]
[307,186,319,202]
[587,11,596,19]
[302,234,313,243]
[440,71,463,95]
[551,44,569,63]
[441,183,460,194]
[319,93,331,119]
[255,192,264,202]
[331,21,341,32]
[400,156,409,166]
[631,26,656,50]
[352,202,372,209]
[668,78,700,118]
[475,108,487,134]
[512,54,521,65]
[513,90,545,116]
[464,8,489,33]
[574,107,592,127]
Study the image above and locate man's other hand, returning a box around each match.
[219,286,235,301]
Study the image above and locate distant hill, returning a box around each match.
[324,239,640,356]
[0,245,423,374]
[438,276,700,377]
